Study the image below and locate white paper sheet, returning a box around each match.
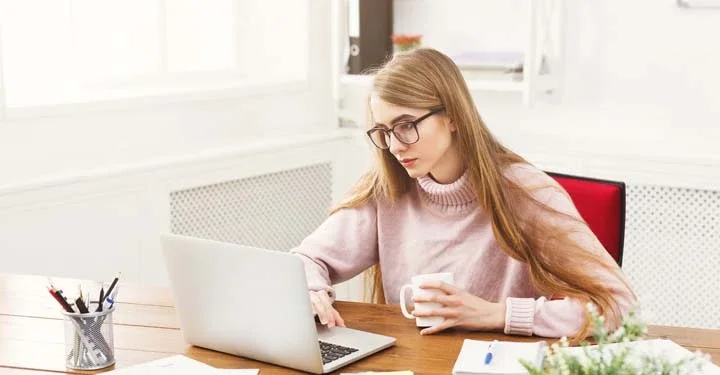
[104,355,259,374]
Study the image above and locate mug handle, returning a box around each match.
[399,284,414,319]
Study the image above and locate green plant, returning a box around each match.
[520,303,710,375]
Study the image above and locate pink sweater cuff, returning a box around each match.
[504,297,535,336]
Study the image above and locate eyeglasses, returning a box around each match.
[366,107,444,150]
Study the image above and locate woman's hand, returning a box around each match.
[309,290,346,328]
[411,281,506,335]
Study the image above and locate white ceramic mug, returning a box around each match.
[399,272,454,327]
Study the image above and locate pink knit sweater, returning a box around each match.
[290,163,635,338]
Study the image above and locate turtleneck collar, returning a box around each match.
[417,170,476,207]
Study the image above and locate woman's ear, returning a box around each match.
[447,117,456,132]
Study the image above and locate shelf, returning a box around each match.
[333,0,566,108]
[340,73,555,94]
[337,70,555,123]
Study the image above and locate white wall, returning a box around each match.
[0,1,335,189]
[393,0,720,160]
[0,1,343,283]
[0,131,357,284]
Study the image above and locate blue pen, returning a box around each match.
[484,340,498,365]
[105,285,119,310]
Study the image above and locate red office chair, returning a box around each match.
[546,172,626,267]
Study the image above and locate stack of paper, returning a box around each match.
[104,355,259,374]
[450,52,524,71]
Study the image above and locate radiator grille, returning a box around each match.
[170,163,333,251]
[623,184,720,329]
[169,168,720,328]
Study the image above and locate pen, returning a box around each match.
[96,287,105,312]
[484,340,498,365]
[76,296,89,314]
[78,285,84,305]
[106,285,120,309]
[104,275,119,300]
[48,287,75,313]
[103,274,120,311]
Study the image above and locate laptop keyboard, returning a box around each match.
[319,341,359,364]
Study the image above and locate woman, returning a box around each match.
[290,48,636,342]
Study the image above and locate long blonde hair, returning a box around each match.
[331,48,630,343]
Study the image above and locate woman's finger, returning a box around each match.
[310,292,330,324]
[331,307,346,327]
[419,281,462,295]
[412,307,461,319]
[413,293,462,306]
[311,291,336,327]
[420,319,455,335]
[309,293,322,318]
[317,291,337,327]
[309,292,317,310]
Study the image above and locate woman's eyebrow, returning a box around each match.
[373,113,416,127]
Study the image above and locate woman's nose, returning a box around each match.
[388,133,407,154]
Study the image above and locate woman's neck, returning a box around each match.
[428,143,464,184]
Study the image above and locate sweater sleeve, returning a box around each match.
[289,200,379,301]
[503,166,637,338]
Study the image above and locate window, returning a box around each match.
[0,0,308,110]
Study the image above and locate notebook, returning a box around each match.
[452,339,546,375]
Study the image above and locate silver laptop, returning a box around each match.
[160,233,396,374]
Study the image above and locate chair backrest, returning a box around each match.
[546,172,626,266]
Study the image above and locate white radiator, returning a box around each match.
[623,184,720,329]
[167,163,720,329]
[170,163,333,251]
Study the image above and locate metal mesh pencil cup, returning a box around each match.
[60,305,116,370]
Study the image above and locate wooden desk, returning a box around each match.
[1,273,719,374]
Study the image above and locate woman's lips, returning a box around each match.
[399,158,417,167]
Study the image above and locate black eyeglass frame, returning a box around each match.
[366,107,445,150]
